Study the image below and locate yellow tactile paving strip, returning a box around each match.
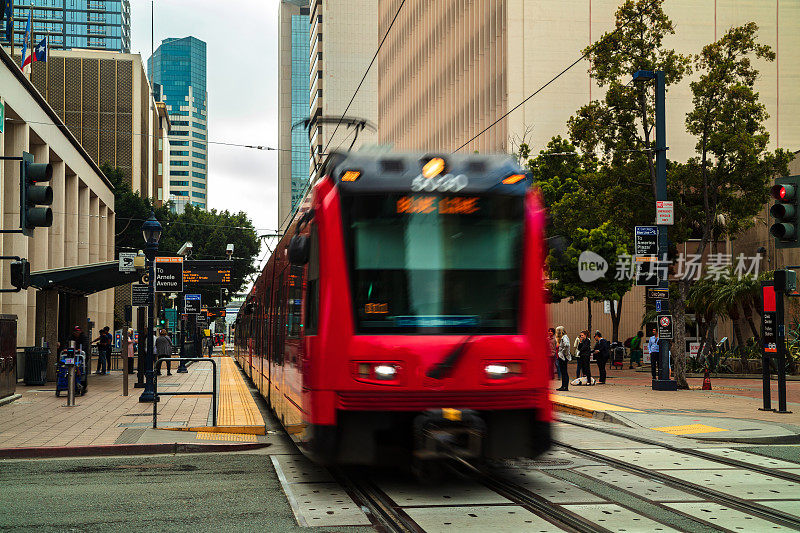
[196,431,258,442]
[551,394,644,413]
[651,424,728,435]
[218,356,266,428]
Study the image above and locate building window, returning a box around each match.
[158,163,163,176]
[172,190,189,197]
[170,150,189,156]
[192,162,205,169]
[192,142,206,150]
[192,151,206,160]
[192,181,205,189]
[170,170,189,176]
[193,192,206,199]
[173,160,189,167]
[171,131,188,136]
[158,138,163,150]
[192,132,206,140]
[170,180,189,187]
[192,172,205,179]
[172,140,189,146]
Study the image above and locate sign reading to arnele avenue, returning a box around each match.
[154,257,183,293]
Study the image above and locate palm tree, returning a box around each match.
[688,276,721,356]
[713,275,745,347]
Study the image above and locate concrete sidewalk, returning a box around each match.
[0,356,268,457]
[551,365,800,444]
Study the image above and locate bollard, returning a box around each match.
[67,365,76,406]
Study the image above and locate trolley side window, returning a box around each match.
[304,224,320,335]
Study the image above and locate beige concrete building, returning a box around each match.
[377,0,800,347]
[277,0,380,231]
[0,45,115,374]
[21,49,164,198]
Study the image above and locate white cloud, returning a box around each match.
[130,0,281,236]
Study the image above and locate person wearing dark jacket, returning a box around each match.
[576,330,592,385]
[65,325,89,354]
[592,331,610,384]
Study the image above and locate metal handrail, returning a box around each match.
[153,358,217,429]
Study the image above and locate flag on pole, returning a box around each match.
[22,35,45,70]
[19,8,30,71]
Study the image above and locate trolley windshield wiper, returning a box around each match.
[425,331,477,380]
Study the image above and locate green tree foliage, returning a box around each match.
[103,163,260,307]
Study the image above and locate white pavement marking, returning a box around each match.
[561,503,680,532]
[270,455,370,527]
[404,505,566,533]
[665,502,793,531]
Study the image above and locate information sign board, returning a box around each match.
[131,284,149,306]
[656,200,674,225]
[635,226,660,287]
[118,252,136,273]
[183,260,232,285]
[635,226,658,255]
[646,287,669,300]
[185,294,201,314]
[154,257,183,292]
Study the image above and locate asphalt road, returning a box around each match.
[0,451,376,533]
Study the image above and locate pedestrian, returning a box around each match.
[548,327,560,380]
[576,330,593,385]
[67,325,89,354]
[92,326,111,375]
[555,326,570,391]
[629,330,643,368]
[648,327,660,379]
[592,331,610,384]
[126,328,136,373]
[155,329,173,376]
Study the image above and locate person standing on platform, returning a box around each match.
[156,329,173,376]
[548,327,559,380]
[648,327,660,379]
[126,328,136,373]
[629,330,643,368]
[555,326,570,391]
[576,330,593,385]
[592,331,610,384]
[93,326,111,375]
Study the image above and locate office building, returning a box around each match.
[24,49,165,199]
[0,45,116,375]
[6,0,130,53]
[376,0,800,346]
[277,0,310,230]
[148,36,208,212]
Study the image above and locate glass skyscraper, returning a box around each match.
[290,9,310,211]
[7,0,130,52]
[148,36,208,212]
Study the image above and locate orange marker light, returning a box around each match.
[341,170,361,182]
[422,157,445,179]
[502,174,526,185]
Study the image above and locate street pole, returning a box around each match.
[774,270,792,414]
[177,296,188,373]
[652,71,677,392]
[139,240,157,402]
[134,306,145,388]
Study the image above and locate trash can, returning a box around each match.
[23,346,50,386]
[610,341,625,369]
[0,315,17,398]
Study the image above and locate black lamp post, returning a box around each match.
[139,211,162,403]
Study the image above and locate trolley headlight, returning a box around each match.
[354,362,402,384]
[484,362,522,380]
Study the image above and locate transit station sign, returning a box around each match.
[183,260,232,285]
[154,257,183,292]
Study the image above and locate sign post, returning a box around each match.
[658,315,673,340]
[131,284,149,307]
[635,226,659,287]
[118,252,135,273]
[760,281,776,411]
[154,257,183,293]
[185,294,201,314]
[772,271,792,414]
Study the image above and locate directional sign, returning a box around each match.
[762,283,777,354]
[655,300,662,313]
[131,284,149,306]
[635,226,660,287]
[658,314,673,340]
[185,294,201,314]
[646,287,669,300]
[118,252,136,273]
[656,200,674,225]
[154,257,183,293]
[635,226,658,255]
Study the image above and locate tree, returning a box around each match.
[547,222,633,340]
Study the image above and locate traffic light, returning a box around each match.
[769,176,800,248]
[10,259,30,290]
[20,152,53,237]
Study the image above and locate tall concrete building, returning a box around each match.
[7,0,131,52]
[277,0,378,230]
[24,49,166,199]
[277,0,310,230]
[377,0,799,161]
[376,0,800,348]
[148,37,208,212]
[0,45,116,371]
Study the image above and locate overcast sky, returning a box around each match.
[130,0,281,242]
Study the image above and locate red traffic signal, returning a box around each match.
[770,177,800,248]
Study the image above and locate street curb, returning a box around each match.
[552,402,632,427]
[690,433,800,445]
[163,425,267,435]
[0,441,271,460]
[0,394,21,407]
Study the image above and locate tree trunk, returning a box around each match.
[610,298,623,342]
[702,316,718,357]
[673,280,690,389]
[587,299,592,334]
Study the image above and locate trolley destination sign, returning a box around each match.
[183,260,232,285]
[154,257,184,293]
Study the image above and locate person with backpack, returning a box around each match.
[629,330,643,368]
[592,331,610,384]
[93,326,112,375]
[554,326,570,391]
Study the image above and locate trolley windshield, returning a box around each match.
[341,193,524,334]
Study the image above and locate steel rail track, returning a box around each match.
[560,416,800,483]
[334,469,422,533]
[552,437,800,530]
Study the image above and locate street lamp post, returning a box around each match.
[633,69,677,392]
[139,212,162,403]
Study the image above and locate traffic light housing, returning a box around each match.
[769,176,800,248]
[10,259,30,290]
[20,152,53,237]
